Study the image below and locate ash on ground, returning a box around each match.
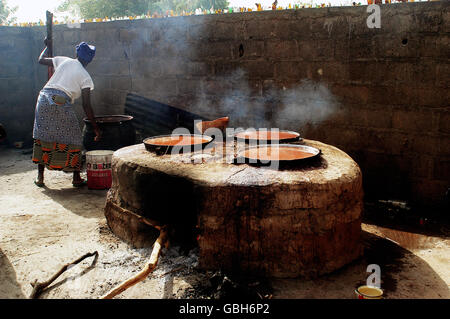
[151,246,273,300]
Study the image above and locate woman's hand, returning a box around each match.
[81,88,101,141]
[94,126,101,142]
[44,37,52,47]
[38,39,53,66]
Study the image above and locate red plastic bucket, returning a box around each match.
[86,150,114,190]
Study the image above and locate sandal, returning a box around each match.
[34,179,45,187]
[72,179,87,187]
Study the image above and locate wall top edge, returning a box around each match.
[0,1,446,31]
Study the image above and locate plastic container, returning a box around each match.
[86,150,114,190]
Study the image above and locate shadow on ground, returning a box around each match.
[0,147,35,177]
[0,248,26,298]
[36,252,99,299]
[363,200,450,239]
[40,186,108,219]
[169,230,449,299]
[268,230,450,299]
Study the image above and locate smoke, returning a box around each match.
[191,68,339,132]
[65,16,339,134]
[271,79,339,129]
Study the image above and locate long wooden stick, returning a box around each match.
[46,11,53,57]
[29,251,98,299]
[101,227,168,299]
[46,10,54,79]
[105,201,163,231]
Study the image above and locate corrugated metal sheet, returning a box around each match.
[124,93,208,140]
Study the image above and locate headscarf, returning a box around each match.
[76,42,96,64]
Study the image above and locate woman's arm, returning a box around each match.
[81,88,101,141]
[38,38,53,66]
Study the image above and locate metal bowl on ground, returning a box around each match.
[236,144,321,166]
[234,129,301,144]
[143,134,213,155]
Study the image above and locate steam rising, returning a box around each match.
[191,69,339,132]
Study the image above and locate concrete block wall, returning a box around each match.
[0,27,37,145]
[0,1,448,207]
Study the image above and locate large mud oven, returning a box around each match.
[104,127,363,279]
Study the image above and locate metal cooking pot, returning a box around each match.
[143,134,213,155]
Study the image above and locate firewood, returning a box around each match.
[29,251,98,299]
[105,200,163,231]
[101,227,168,299]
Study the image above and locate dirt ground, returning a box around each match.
[0,146,449,299]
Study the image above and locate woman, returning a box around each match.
[32,39,101,187]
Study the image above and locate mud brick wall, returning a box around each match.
[0,1,448,207]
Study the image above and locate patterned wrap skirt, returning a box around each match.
[32,88,83,172]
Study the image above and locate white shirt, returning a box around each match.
[44,56,94,103]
